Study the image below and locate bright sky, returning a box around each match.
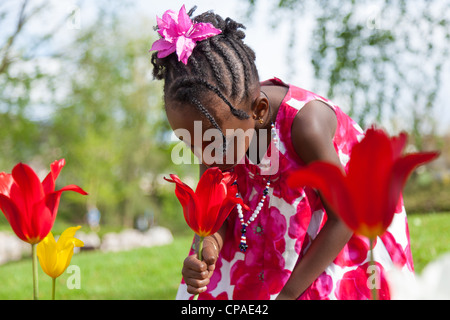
[135,0,315,86]
[3,0,449,133]
[141,0,450,134]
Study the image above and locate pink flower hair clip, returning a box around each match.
[149,5,222,65]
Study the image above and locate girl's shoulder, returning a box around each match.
[269,78,365,169]
[262,77,338,115]
[263,77,364,136]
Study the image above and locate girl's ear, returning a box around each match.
[251,93,270,122]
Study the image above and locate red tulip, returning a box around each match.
[287,127,439,239]
[164,167,248,238]
[0,159,88,244]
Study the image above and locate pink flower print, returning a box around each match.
[299,272,333,300]
[231,259,290,300]
[380,231,408,269]
[335,262,390,300]
[334,235,370,267]
[230,241,290,300]
[196,291,229,300]
[273,155,303,205]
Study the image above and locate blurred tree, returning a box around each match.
[245,0,450,146]
[0,1,179,228]
[48,12,173,226]
[0,0,69,169]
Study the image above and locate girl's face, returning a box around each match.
[165,94,256,171]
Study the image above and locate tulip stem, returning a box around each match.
[193,236,204,301]
[369,238,378,300]
[52,278,56,300]
[31,243,39,300]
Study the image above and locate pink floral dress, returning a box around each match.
[176,78,415,300]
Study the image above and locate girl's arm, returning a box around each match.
[276,100,353,300]
[181,163,228,295]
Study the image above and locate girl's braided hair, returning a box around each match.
[151,7,260,147]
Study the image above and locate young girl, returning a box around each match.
[150,6,414,300]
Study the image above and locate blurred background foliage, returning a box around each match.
[0,0,449,235]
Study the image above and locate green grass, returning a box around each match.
[0,212,448,300]
[0,235,193,300]
[408,212,450,273]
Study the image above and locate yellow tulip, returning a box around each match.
[37,226,84,279]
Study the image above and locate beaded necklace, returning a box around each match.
[235,122,278,252]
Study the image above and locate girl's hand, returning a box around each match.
[182,241,218,295]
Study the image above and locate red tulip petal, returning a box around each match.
[390,132,408,160]
[39,184,88,230]
[208,192,243,236]
[164,175,201,233]
[199,202,226,235]
[0,194,28,242]
[346,128,394,232]
[287,162,356,230]
[195,168,228,234]
[222,171,237,186]
[198,169,242,236]
[28,184,88,242]
[199,184,228,236]
[184,197,201,235]
[45,190,64,220]
[387,151,440,225]
[55,184,88,195]
[8,181,27,221]
[287,162,346,209]
[11,163,45,215]
[164,174,191,190]
[164,175,195,208]
[42,159,66,194]
[0,172,13,196]
[195,167,224,197]
[28,198,54,243]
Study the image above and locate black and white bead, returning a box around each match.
[236,179,270,252]
[235,122,277,253]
